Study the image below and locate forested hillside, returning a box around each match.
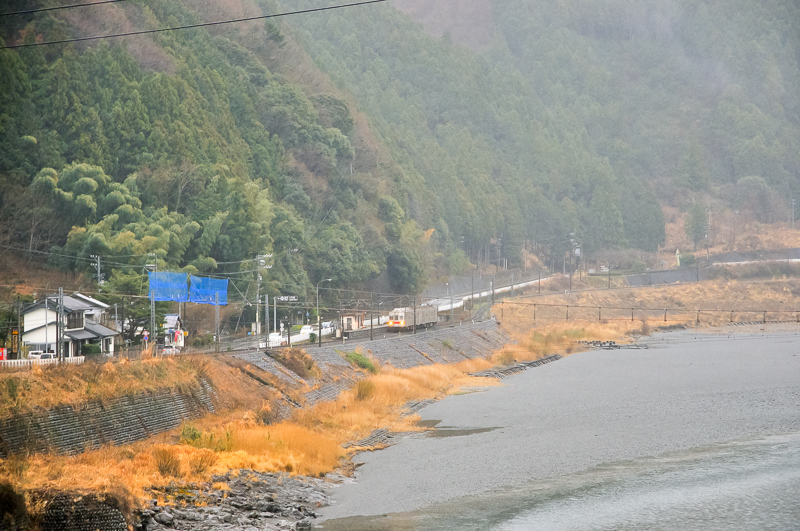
[1,0,797,306]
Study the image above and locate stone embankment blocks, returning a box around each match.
[0,379,215,457]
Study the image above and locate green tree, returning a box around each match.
[684,203,708,251]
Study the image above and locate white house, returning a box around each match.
[22,294,119,357]
[71,292,113,327]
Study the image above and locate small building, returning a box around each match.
[339,311,366,331]
[163,314,185,349]
[22,294,119,357]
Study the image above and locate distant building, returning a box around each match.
[339,311,366,331]
[22,293,119,357]
[163,313,185,349]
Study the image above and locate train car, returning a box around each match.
[387,305,438,330]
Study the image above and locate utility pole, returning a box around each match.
[264,293,269,348]
[58,287,64,362]
[215,292,220,353]
[256,277,260,337]
[45,296,48,353]
[148,253,156,351]
[91,255,103,285]
[447,282,453,323]
[471,271,474,318]
[413,296,417,335]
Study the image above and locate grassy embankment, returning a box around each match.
[4,276,800,513]
[0,350,500,509]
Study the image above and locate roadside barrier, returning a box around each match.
[0,356,85,370]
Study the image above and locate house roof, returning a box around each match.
[164,314,182,329]
[23,295,92,315]
[65,329,95,340]
[84,319,118,338]
[71,292,110,310]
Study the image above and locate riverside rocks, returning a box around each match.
[136,471,332,531]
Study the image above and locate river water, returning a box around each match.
[321,432,800,530]
[319,332,800,530]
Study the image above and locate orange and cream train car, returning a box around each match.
[386,305,438,331]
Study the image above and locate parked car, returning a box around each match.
[28,351,55,360]
[260,332,287,349]
[300,325,315,335]
[162,346,181,355]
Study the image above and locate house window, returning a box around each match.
[66,311,84,330]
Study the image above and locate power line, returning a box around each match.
[0,0,126,17]
[1,0,388,49]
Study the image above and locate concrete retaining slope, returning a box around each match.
[0,379,215,457]
[303,319,509,406]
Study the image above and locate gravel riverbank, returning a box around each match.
[318,331,800,521]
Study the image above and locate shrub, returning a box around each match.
[189,449,218,475]
[342,351,378,374]
[152,446,182,478]
[680,253,697,267]
[256,403,279,425]
[81,344,101,356]
[494,350,515,365]
[356,379,374,401]
[180,424,203,446]
[192,333,214,347]
[272,348,320,379]
[309,332,317,344]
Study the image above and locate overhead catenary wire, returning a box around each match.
[0,0,126,17]
[0,0,389,49]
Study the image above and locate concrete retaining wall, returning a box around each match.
[0,379,215,457]
[304,319,509,405]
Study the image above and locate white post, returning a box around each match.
[215,292,220,353]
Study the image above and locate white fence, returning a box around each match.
[0,356,85,370]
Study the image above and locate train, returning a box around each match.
[387,305,438,330]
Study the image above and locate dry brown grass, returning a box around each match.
[271,348,321,379]
[0,355,500,508]
[152,445,182,478]
[498,278,800,355]
[0,356,209,417]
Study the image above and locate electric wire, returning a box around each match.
[0,0,388,49]
[0,0,126,17]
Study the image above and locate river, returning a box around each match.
[319,331,800,530]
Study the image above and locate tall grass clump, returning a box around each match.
[356,379,374,401]
[188,449,218,475]
[271,348,320,378]
[152,446,182,478]
[340,349,378,374]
